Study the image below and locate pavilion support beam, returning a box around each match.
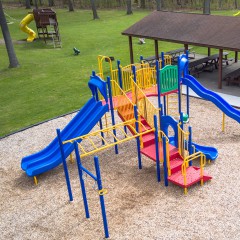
[235,51,238,63]
[154,40,159,60]
[218,49,223,89]
[128,36,134,64]
[184,44,188,52]
[208,47,211,56]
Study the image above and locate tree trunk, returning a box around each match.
[126,0,133,15]
[234,0,238,9]
[48,0,54,7]
[90,0,99,19]
[203,0,211,15]
[26,0,31,9]
[68,0,74,11]
[218,0,223,9]
[0,1,19,68]
[34,0,38,9]
[140,0,145,8]
[156,0,161,10]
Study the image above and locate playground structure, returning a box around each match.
[19,13,37,42]
[233,11,240,16]
[21,53,240,238]
[20,9,61,47]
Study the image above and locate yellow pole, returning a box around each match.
[69,153,74,163]
[33,176,38,185]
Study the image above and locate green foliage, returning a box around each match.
[0,8,237,137]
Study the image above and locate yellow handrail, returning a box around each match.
[181,152,206,194]
[131,78,160,129]
[177,122,190,159]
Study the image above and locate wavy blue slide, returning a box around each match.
[191,142,218,161]
[21,97,109,177]
[182,74,240,123]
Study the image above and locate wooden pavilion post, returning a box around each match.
[128,36,134,64]
[208,47,211,56]
[154,40,159,60]
[235,51,238,63]
[218,49,223,89]
[184,44,188,52]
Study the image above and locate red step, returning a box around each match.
[168,166,212,188]
[141,142,179,162]
[141,133,155,147]
[169,157,183,174]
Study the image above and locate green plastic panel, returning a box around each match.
[159,65,178,94]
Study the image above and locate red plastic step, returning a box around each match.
[141,142,178,162]
[142,133,155,147]
[169,157,183,174]
[168,166,212,188]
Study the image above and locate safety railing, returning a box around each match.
[181,152,206,194]
[131,78,160,129]
[158,130,170,165]
[178,122,190,159]
[135,66,156,90]
[121,63,151,93]
[110,80,135,121]
[97,55,113,80]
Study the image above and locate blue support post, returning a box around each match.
[177,56,182,115]
[74,141,90,218]
[154,115,161,182]
[163,96,167,116]
[156,60,162,122]
[117,60,123,89]
[188,126,193,166]
[107,77,118,154]
[180,112,184,130]
[124,125,128,136]
[99,118,105,146]
[134,105,142,169]
[56,129,73,202]
[187,86,190,117]
[162,136,168,186]
[161,52,165,68]
[94,156,109,239]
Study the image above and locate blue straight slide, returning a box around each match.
[182,75,240,123]
[21,97,109,177]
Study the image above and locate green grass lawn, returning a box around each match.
[0,8,237,137]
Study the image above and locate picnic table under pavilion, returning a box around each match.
[122,11,240,89]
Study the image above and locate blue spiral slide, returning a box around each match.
[182,74,240,123]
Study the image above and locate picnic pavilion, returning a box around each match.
[122,11,240,89]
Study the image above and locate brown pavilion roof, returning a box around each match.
[122,11,240,52]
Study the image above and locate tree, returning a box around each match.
[156,0,161,10]
[234,0,238,9]
[126,0,133,15]
[0,1,19,68]
[90,0,99,19]
[218,0,223,9]
[68,0,74,11]
[25,0,31,9]
[140,0,145,8]
[203,0,211,15]
[48,0,54,7]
